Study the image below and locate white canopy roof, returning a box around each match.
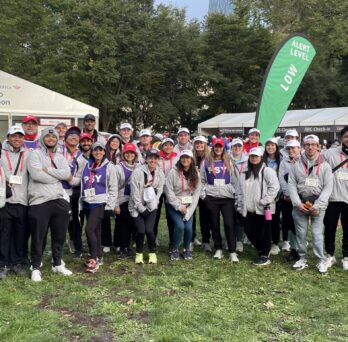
[198,107,348,135]
[0,70,98,117]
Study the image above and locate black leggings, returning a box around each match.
[116,202,135,250]
[85,206,105,260]
[133,210,157,253]
[68,192,82,253]
[281,199,295,237]
[245,212,272,257]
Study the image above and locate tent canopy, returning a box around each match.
[198,107,348,136]
[0,70,98,117]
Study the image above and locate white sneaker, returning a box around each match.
[325,255,336,268]
[51,259,65,267]
[194,238,202,246]
[189,242,194,252]
[30,262,43,271]
[342,257,348,270]
[243,236,251,245]
[213,249,223,259]
[52,264,73,276]
[270,244,280,255]
[230,252,239,263]
[202,243,212,252]
[31,269,42,282]
[317,261,328,274]
[281,241,291,252]
[236,241,243,253]
[103,246,111,253]
[67,240,76,254]
[293,258,308,271]
[116,247,121,252]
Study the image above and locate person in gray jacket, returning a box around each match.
[0,126,29,278]
[236,147,280,266]
[27,127,73,282]
[165,150,201,260]
[288,134,333,274]
[129,149,165,265]
[323,126,348,270]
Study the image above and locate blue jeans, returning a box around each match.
[166,205,193,250]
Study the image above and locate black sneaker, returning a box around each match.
[183,250,192,260]
[0,266,8,280]
[253,256,271,266]
[170,250,179,261]
[118,250,128,260]
[72,251,82,260]
[11,264,28,276]
[286,249,300,262]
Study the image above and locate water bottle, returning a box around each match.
[264,205,272,221]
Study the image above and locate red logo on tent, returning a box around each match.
[14,85,21,90]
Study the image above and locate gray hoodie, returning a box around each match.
[164,166,202,221]
[236,164,280,217]
[1,141,29,206]
[279,155,299,197]
[323,147,348,204]
[173,142,193,155]
[115,161,139,207]
[288,152,333,210]
[128,164,165,217]
[27,128,71,205]
[0,164,6,208]
[230,152,249,189]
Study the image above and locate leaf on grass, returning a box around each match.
[126,298,134,305]
[264,301,275,310]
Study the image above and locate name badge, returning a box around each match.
[84,188,96,198]
[9,175,23,185]
[305,178,319,187]
[214,179,225,187]
[0,188,5,198]
[337,172,348,181]
[181,196,193,205]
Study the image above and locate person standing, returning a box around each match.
[137,129,153,164]
[200,138,238,263]
[173,128,192,155]
[27,127,73,282]
[288,135,333,274]
[236,147,280,266]
[80,142,117,273]
[165,150,201,260]
[280,129,300,157]
[22,115,40,150]
[119,122,134,144]
[82,114,106,144]
[323,126,348,270]
[129,149,165,264]
[55,121,68,152]
[243,128,261,154]
[0,144,7,280]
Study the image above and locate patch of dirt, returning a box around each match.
[38,294,53,309]
[127,311,150,325]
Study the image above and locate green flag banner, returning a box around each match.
[255,34,316,144]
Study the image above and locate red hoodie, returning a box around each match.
[243,141,260,153]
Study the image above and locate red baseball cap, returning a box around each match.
[123,143,137,154]
[212,138,225,147]
[22,115,38,124]
[79,133,93,141]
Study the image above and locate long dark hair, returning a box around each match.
[176,158,199,189]
[105,135,123,164]
[263,142,281,174]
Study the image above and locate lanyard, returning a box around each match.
[181,173,192,193]
[340,152,348,169]
[302,157,321,176]
[49,151,58,169]
[212,160,225,177]
[5,150,25,174]
[162,158,173,175]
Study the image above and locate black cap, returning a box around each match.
[84,114,96,121]
[65,126,81,140]
[146,149,160,158]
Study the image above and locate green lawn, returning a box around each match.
[1,218,348,342]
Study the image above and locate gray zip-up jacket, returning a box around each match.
[279,155,299,197]
[158,154,179,178]
[288,153,333,210]
[115,161,139,207]
[236,164,280,217]
[200,159,235,199]
[128,164,165,217]
[173,142,193,155]
[27,141,70,205]
[164,166,202,221]
[1,141,29,206]
[0,164,6,208]
[323,147,348,204]
[230,153,249,189]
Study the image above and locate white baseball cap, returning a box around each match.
[161,138,174,146]
[286,140,301,148]
[231,138,243,146]
[249,147,264,156]
[177,127,190,135]
[180,149,193,158]
[120,123,133,130]
[303,135,319,144]
[7,125,25,136]
[193,135,207,144]
[139,129,151,137]
[265,137,278,145]
[248,128,260,135]
[285,129,299,138]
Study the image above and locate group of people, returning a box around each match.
[0,113,347,282]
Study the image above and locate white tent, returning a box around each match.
[198,107,348,138]
[0,70,99,139]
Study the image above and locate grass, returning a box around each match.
[1,214,348,342]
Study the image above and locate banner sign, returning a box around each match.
[255,34,316,144]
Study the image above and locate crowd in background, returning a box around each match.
[0,113,347,282]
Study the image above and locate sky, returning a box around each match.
[154,0,209,22]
